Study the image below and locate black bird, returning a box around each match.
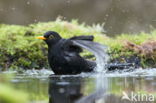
[37,31,134,74]
[37,31,96,74]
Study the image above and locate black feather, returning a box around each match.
[70,35,94,41]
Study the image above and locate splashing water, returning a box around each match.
[73,40,109,72]
[73,40,110,103]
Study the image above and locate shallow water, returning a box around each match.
[1,69,156,103]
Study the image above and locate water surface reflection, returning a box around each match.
[49,77,83,103]
[1,73,156,103]
[48,76,156,103]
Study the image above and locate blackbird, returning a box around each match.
[37,31,134,74]
[37,31,96,74]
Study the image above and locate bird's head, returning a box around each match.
[37,31,62,46]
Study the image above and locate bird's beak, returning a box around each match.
[36,36,47,40]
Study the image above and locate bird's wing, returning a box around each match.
[69,35,94,41]
[62,39,83,53]
[62,39,108,56]
[72,40,108,53]
[59,39,88,66]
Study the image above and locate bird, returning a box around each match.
[37,31,134,75]
[37,31,96,74]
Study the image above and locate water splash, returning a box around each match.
[73,40,109,72]
[74,40,109,103]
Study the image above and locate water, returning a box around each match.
[1,70,156,103]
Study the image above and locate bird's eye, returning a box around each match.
[49,35,54,39]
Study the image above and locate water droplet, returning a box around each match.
[27,1,30,5]
[34,19,37,22]
[105,14,109,17]
[66,0,71,4]
[11,7,16,11]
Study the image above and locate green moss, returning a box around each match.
[109,32,156,67]
[0,19,156,69]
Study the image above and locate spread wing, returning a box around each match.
[62,40,96,72]
[70,35,94,41]
[66,35,94,53]
[61,40,88,66]
[59,39,107,71]
[61,39,107,63]
[62,39,83,53]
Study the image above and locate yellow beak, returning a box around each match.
[36,36,47,40]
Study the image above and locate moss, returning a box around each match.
[0,19,156,69]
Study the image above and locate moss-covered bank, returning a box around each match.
[0,19,156,70]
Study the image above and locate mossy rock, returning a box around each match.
[0,19,156,70]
